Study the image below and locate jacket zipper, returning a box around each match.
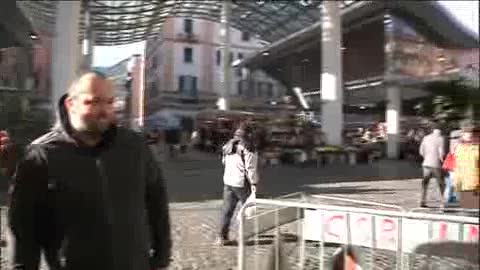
[95,157,117,268]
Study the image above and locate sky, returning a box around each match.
[92,1,479,67]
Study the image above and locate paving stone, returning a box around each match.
[1,149,474,269]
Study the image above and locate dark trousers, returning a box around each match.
[220,184,251,239]
[422,166,445,203]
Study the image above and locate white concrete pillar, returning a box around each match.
[51,1,81,116]
[384,13,401,159]
[321,1,343,146]
[386,84,401,158]
[218,0,232,111]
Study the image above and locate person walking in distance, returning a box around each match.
[8,71,171,270]
[0,130,16,178]
[219,125,259,245]
[419,125,446,207]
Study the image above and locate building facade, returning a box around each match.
[0,30,53,144]
[100,54,145,129]
[144,17,287,126]
[101,57,131,126]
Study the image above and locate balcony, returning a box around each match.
[176,32,198,43]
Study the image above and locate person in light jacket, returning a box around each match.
[219,126,259,245]
[419,125,446,207]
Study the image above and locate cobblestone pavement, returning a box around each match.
[158,148,451,270]
[1,147,458,269]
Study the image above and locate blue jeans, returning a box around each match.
[220,184,250,239]
[444,172,458,203]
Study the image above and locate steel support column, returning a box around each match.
[218,0,232,111]
[384,13,401,159]
[51,1,81,117]
[320,1,343,145]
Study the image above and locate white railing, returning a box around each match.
[237,196,479,270]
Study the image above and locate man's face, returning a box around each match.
[66,75,116,134]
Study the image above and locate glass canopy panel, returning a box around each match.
[17,0,364,45]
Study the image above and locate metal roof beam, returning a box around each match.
[91,7,159,16]
[233,2,295,38]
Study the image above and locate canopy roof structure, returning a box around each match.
[238,1,479,80]
[17,0,363,46]
[1,0,36,48]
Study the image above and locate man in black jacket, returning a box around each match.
[8,71,171,270]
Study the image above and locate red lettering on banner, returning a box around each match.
[380,218,397,246]
[467,225,479,241]
[382,218,396,233]
[326,215,345,239]
[356,217,368,227]
[439,222,448,240]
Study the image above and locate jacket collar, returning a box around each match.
[52,94,117,149]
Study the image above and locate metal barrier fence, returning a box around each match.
[1,196,478,270]
[0,207,7,269]
[237,196,479,270]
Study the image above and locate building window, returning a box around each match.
[241,31,250,41]
[179,75,198,97]
[151,55,158,69]
[256,82,263,97]
[238,80,248,96]
[235,67,242,77]
[237,81,242,96]
[248,80,255,98]
[184,47,193,63]
[149,81,159,98]
[266,83,273,98]
[184,19,193,34]
[178,76,184,92]
[216,50,221,66]
[189,76,197,97]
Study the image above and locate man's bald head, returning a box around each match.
[68,71,112,98]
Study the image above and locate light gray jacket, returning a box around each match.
[419,130,445,168]
[222,138,259,187]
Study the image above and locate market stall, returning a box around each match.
[193,109,435,165]
[193,110,268,152]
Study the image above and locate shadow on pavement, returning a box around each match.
[1,151,423,205]
[163,152,422,203]
[413,241,479,266]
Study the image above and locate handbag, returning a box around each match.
[442,152,455,171]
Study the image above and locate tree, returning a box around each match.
[420,77,479,130]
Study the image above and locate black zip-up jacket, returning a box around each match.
[8,94,171,270]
